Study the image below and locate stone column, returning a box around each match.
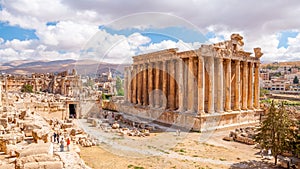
[242,61,248,110]
[148,63,154,107]
[154,62,160,108]
[169,60,176,110]
[206,56,214,113]
[143,64,148,106]
[132,65,137,104]
[137,65,143,105]
[234,60,241,111]
[177,59,185,112]
[127,67,132,103]
[254,63,260,109]
[225,59,231,112]
[216,58,224,113]
[247,62,254,109]
[162,61,168,108]
[197,56,205,114]
[187,57,195,112]
[124,67,128,102]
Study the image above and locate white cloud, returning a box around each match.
[0,0,300,63]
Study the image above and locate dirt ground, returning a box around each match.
[78,125,280,169]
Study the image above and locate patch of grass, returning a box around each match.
[133,166,144,169]
[179,149,186,153]
[219,158,226,161]
[127,164,144,169]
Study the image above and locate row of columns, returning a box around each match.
[124,57,260,114]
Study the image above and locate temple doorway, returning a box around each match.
[69,104,76,118]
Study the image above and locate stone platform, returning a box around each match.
[103,101,263,132]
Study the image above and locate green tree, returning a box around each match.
[85,77,94,87]
[21,84,33,93]
[116,76,124,96]
[255,101,296,165]
[293,76,299,84]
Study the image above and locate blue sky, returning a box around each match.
[0,0,300,63]
[0,21,38,41]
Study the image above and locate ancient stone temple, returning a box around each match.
[120,34,263,131]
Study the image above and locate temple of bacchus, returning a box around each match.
[119,34,263,131]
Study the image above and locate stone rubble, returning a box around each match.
[223,127,256,145]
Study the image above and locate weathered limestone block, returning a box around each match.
[16,142,52,158]
[61,123,73,129]
[22,161,63,169]
[223,136,233,141]
[112,122,120,129]
[16,154,58,169]
[0,118,8,128]
[32,129,49,143]
[19,110,27,120]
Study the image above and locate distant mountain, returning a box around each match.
[0,59,130,76]
[261,61,300,68]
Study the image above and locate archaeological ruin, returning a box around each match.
[114,34,264,131]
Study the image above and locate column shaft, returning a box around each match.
[137,65,142,105]
[148,63,154,107]
[132,66,137,104]
[247,62,253,109]
[178,59,185,112]
[143,64,148,106]
[242,62,248,110]
[234,60,241,110]
[216,58,224,113]
[169,60,176,110]
[154,62,160,108]
[197,56,205,114]
[162,61,168,108]
[187,57,195,112]
[207,56,214,113]
[254,63,260,109]
[225,59,231,112]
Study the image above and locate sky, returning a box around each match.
[0,0,300,64]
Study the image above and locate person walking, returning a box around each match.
[53,132,57,143]
[60,138,65,152]
[66,137,71,151]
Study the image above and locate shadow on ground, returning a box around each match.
[229,160,284,169]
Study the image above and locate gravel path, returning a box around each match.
[76,119,235,166]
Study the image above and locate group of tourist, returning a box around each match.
[52,132,71,152]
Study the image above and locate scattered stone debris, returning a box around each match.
[223,127,256,145]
